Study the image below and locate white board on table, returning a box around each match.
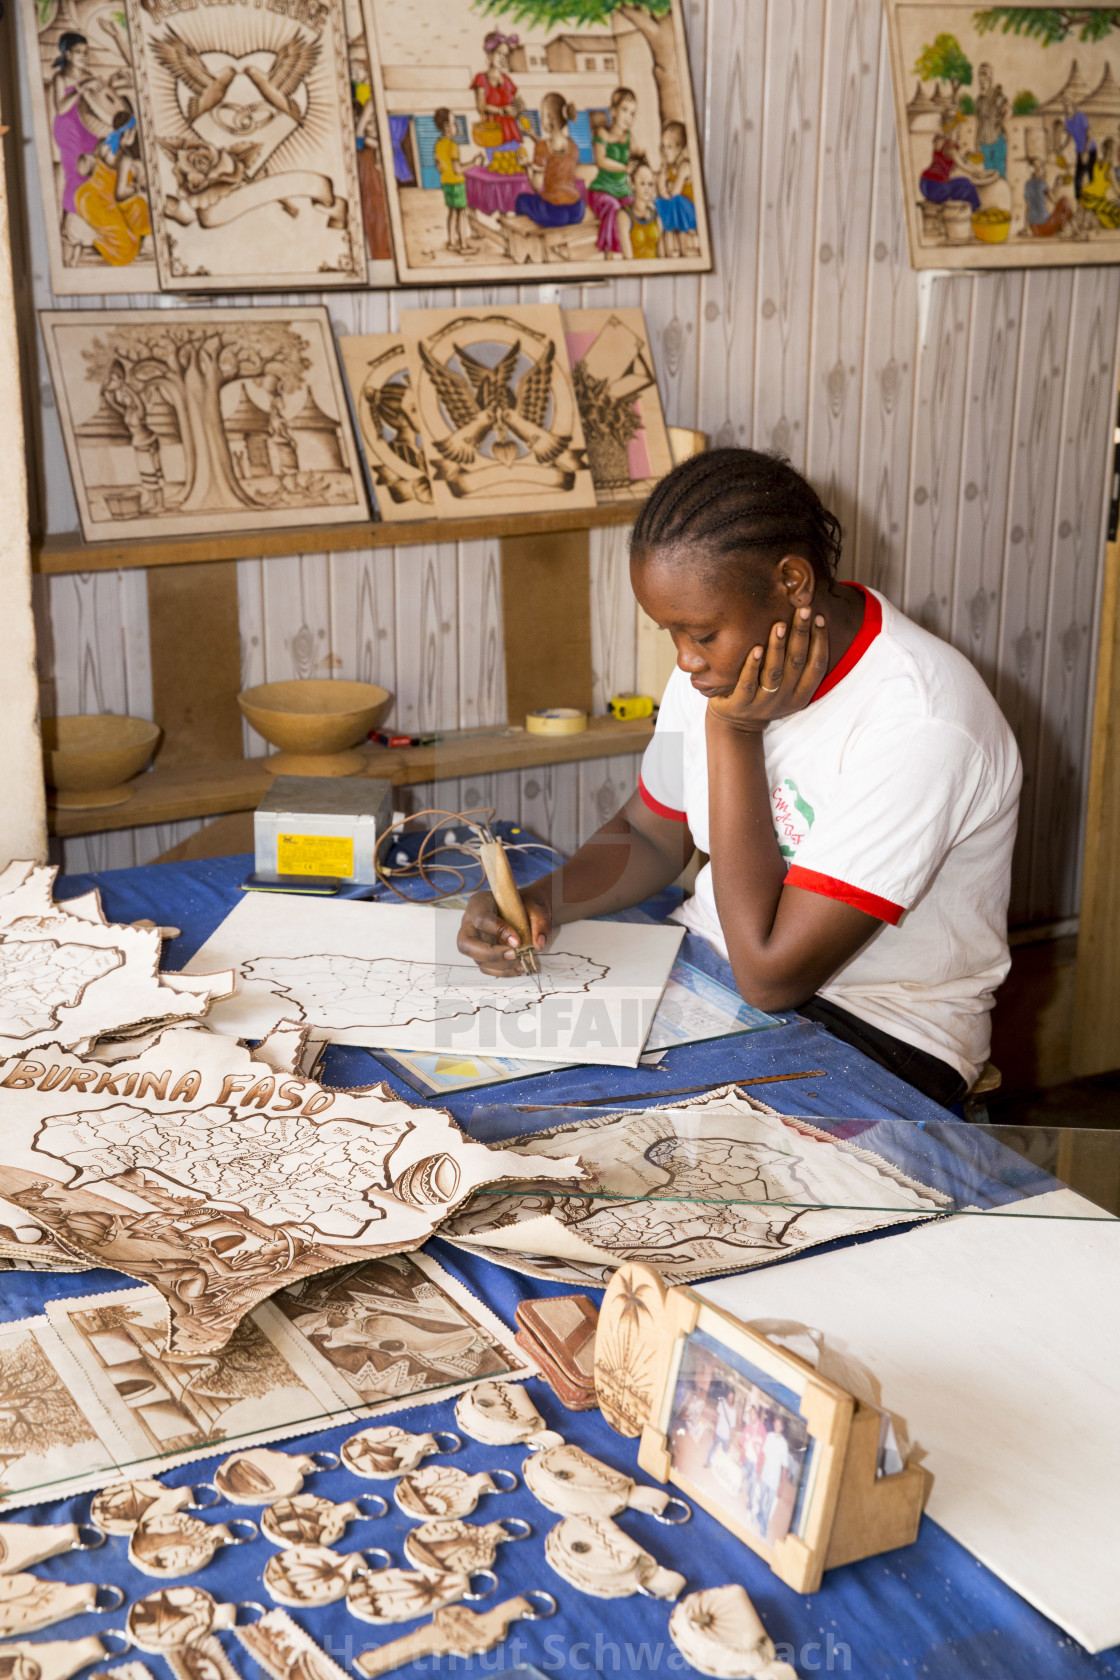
[698,1190,1120,1653]
[185,894,684,1068]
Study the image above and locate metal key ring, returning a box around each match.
[310,1453,340,1472]
[499,1517,532,1540]
[355,1496,388,1521]
[490,1470,518,1493]
[95,1586,127,1612]
[75,1524,107,1550]
[98,1631,132,1658]
[356,1548,393,1574]
[186,1485,222,1510]
[224,1520,259,1546]
[521,1590,558,1620]
[654,1497,692,1525]
[235,1603,265,1625]
[432,1432,462,1455]
[462,1570,498,1602]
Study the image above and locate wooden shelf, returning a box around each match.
[48,715,655,838]
[33,503,640,576]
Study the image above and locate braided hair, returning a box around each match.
[631,448,843,594]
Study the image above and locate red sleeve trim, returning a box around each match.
[639,775,688,823]
[785,864,904,925]
[811,584,883,703]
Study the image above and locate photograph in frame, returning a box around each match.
[886,1,1120,269]
[358,0,711,284]
[666,1324,815,1549]
[40,305,370,543]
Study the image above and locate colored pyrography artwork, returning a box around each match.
[564,307,673,502]
[337,333,433,520]
[19,0,159,294]
[398,305,597,518]
[40,307,369,542]
[122,0,364,290]
[0,1026,582,1357]
[357,0,711,283]
[887,2,1120,267]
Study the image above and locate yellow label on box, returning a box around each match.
[277,833,354,878]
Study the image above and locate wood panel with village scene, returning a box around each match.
[887,2,1120,267]
[122,0,365,290]
[18,0,158,295]
[39,306,369,543]
[358,0,711,283]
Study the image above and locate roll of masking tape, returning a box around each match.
[526,707,588,736]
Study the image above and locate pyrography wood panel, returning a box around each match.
[20,0,1120,928]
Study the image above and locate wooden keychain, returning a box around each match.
[260,1493,387,1549]
[544,1513,686,1601]
[262,1545,391,1609]
[207,1448,340,1505]
[0,1635,132,1680]
[669,1585,799,1679]
[90,1479,219,1536]
[393,1466,519,1521]
[345,1566,497,1626]
[352,1593,557,1678]
[126,1588,264,1655]
[127,1512,258,1579]
[403,1517,532,1577]
[232,1608,353,1680]
[0,1519,105,1574]
[524,1441,692,1523]
[339,1425,461,1479]
[0,1576,124,1637]
[455,1382,562,1449]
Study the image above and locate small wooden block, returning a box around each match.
[147,561,243,767]
[822,1403,931,1571]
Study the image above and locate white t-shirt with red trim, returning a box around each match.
[638,585,1022,1084]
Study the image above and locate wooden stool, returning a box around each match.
[963,1060,1002,1122]
[500,215,574,265]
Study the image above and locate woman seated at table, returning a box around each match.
[919,109,983,214]
[510,92,585,228]
[457,449,1022,1107]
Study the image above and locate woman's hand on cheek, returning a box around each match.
[707,607,829,733]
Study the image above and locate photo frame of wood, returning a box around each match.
[598,1262,928,1594]
[40,305,370,543]
[123,0,365,290]
[886,0,1120,270]
[358,0,712,285]
[398,304,597,520]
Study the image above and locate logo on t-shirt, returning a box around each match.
[771,777,815,860]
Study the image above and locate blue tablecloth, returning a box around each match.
[3,853,1109,1679]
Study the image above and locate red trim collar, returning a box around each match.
[811,583,882,703]
[638,775,688,823]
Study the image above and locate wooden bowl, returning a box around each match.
[42,714,161,809]
[238,679,392,777]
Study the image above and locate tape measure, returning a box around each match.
[608,693,655,722]
[526,708,588,735]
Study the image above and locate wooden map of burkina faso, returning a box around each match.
[0,1028,583,1356]
[0,862,232,1059]
[443,1088,951,1287]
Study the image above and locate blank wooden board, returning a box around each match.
[699,1191,1120,1652]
